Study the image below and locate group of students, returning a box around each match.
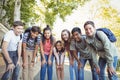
[1,20,118,80]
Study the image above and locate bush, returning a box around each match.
[116,59,120,71]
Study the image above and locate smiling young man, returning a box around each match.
[70,27,98,80]
[1,21,24,80]
[84,21,118,80]
[22,26,41,80]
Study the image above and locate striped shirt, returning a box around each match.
[22,32,40,50]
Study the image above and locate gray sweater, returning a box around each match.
[85,31,118,68]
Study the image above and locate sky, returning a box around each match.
[52,0,120,40]
[110,0,120,11]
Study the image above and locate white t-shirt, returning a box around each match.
[3,30,22,51]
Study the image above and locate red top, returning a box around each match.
[43,39,52,55]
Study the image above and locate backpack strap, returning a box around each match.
[35,37,38,44]
[26,32,38,44]
[95,31,105,47]
[20,34,22,40]
[95,31,101,41]
[26,32,30,42]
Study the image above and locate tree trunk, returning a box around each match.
[14,0,21,21]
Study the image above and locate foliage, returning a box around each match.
[1,0,40,27]
[98,1,120,47]
[1,0,90,28]
[40,0,90,27]
[88,0,120,48]
[116,59,120,77]
[117,59,120,69]
[2,0,15,26]
[21,0,38,23]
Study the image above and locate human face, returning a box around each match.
[61,31,69,41]
[72,31,81,42]
[44,30,51,40]
[56,42,62,51]
[13,26,24,36]
[30,31,39,39]
[84,24,95,37]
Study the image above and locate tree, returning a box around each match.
[0,0,37,28]
[89,0,120,47]
[0,0,90,28]
[40,0,90,27]
[14,0,21,21]
[0,0,13,28]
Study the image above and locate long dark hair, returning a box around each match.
[42,25,54,44]
[55,40,65,53]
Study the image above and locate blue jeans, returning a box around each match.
[69,60,78,80]
[40,54,54,80]
[99,56,118,80]
[79,58,98,80]
[1,51,20,80]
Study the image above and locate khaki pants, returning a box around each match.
[22,50,34,80]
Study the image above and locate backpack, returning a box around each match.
[0,30,22,48]
[24,27,37,44]
[24,27,32,34]
[96,28,117,42]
